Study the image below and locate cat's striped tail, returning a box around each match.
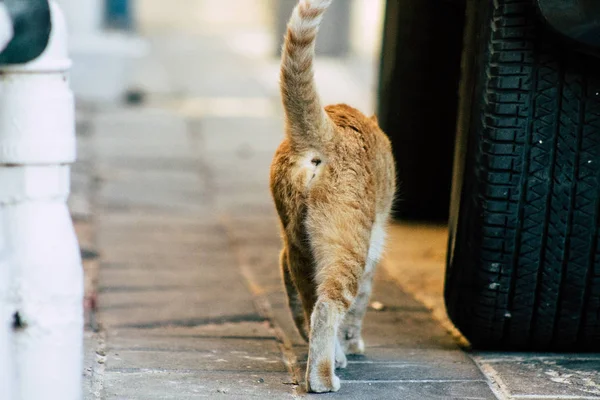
[280,0,334,149]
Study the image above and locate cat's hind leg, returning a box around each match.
[340,268,374,355]
[280,247,309,342]
[304,211,371,393]
[340,216,387,354]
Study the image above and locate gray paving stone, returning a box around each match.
[97,217,233,266]
[140,35,268,97]
[99,238,232,267]
[92,109,195,160]
[349,347,476,364]
[97,168,205,194]
[98,220,227,248]
[83,332,99,399]
[97,240,232,261]
[104,325,286,375]
[98,266,242,292]
[105,341,286,373]
[100,265,241,290]
[110,323,276,342]
[103,371,293,399]
[305,381,495,400]
[222,215,280,244]
[302,357,483,382]
[98,179,208,213]
[293,345,485,384]
[98,287,259,329]
[96,155,202,173]
[97,240,223,261]
[199,117,283,154]
[266,291,307,346]
[214,191,275,213]
[98,252,235,272]
[475,354,600,399]
[359,309,458,350]
[97,212,218,228]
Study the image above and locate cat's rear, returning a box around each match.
[269,0,395,393]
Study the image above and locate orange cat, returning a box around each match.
[269,0,396,393]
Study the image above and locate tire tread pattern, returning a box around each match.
[446,0,600,350]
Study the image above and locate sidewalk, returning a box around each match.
[70,2,600,397]
[77,15,499,399]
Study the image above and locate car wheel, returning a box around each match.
[445,0,600,350]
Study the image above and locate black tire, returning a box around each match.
[378,0,464,221]
[445,0,600,350]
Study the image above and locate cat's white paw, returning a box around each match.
[335,353,348,369]
[335,339,348,369]
[307,373,341,393]
[307,360,341,393]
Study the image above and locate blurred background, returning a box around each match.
[61,0,385,110]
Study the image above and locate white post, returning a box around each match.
[0,6,16,400]
[0,2,83,400]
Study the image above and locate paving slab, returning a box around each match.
[109,322,276,341]
[98,222,228,250]
[101,322,291,398]
[475,353,600,399]
[92,111,194,161]
[298,356,484,382]
[83,332,100,398]
[99,265,243,290]
[98,287,259,329]
[138,34,269,98]
[106,347,285,373]
[199,117,283,154]
[103,371,293,400]
[98,252,235,272]
[306,380,496,400]
[94,155,203,173]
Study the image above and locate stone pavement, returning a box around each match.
[75,20,499,399]
[72,3,600,400]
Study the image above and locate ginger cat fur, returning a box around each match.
[269,0,396,393]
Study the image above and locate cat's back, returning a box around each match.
[324,104,394,188]
[324,104,392,157]
[321,104,395,215]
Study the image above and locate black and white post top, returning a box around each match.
[0,0,51,65]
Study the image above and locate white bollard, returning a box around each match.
[0,2,83,400]
[0,6,16,400]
